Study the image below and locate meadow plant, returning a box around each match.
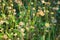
[0,0,60,40]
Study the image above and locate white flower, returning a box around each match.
[0,20,5,24]
[11,4,13,6]
[57,1,60,4]
[41,0,45,3]
[32,7,35,10]
[37,10,45,16]
[45,23,50,28]
[14,33,17,36]
[46,10,49,13]
[51,12,54,14]
[45,2,51,5]
[51,19,57,23]
[15,0,23,5]
[8,15,12,18]
[3,3,5,6]
[45,30,49,32]
[25,27,29,31]
[7,6,12,9]
[13,12,16,15]
[8,10,11,13]
[8,39,11,40]
[9,0,12,2]
[21,28,25,32]
[53,7,59,10]
[19,21,25,26]
[11,33,13,35]
[0,0,1,2]
[30,26,34,29]
[33,33,35,35]
[31,2,33,5]
[33,13,35,16]
[21,32,25,36]
[51,17,55,19]
[13,9,16,12]
[3,34,8,39]
[17,38,20,40]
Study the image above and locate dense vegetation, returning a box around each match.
[0,0,60,40]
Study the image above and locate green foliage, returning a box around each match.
[0,0,60,40]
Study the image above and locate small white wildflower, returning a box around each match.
[26,23,29,26]
[18,27,21,30]
[33,33,35,35]
[19,21,25,26]
[33,13,35,16]
[45,30,49,32]
[38,7,41,9]
[9,0,12,2]
[57,1,60,4]
[16,25,19,27]
[21,32,25,36]
[13,9,16,12]
[31,2,34,5]
[53,7,59,10]
[3,34,8,39]
[17,38,20,40]
[37,10,45,16]
[32,7,35,10]
[25,27,29,31]
[21,28,25,32]
[13,12,16,15]
[51,12,54,14]
[11,4,13,6]
[8,39,11,40]
[30,26,34,29]
[19,16,22,18]
[11,28,13,30]
[51,19,57,23]
[44,10,46,12]
[46,10,49,13]
[28,19,31,22]
[3,3,5,6]
[11,33,13,35]
[45,2,51,5]
[0,0,1,2]
[41,0,45,3]
[51,17,55,19]
[7,6,12,9]
[0,20,5,24]
[15,0,23,5]
[41,27,44,29]
[58,35,60,38]
[8,10,11,13]
[45,23,50,28]
[14,33,17,36]
[8,15,11,17]
[20,11,22,14]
